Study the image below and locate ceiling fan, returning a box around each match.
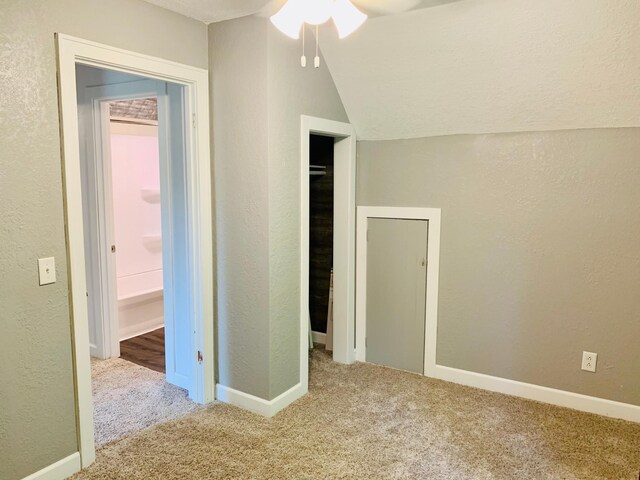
[266,0,438,67]
[352,0,427,15]
[262,0,442,18]
[265,0,459,67]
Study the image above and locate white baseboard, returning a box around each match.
[311,331,326,345]
[431,364,640,423]
[216,382,306,417]
[22,452,81,480]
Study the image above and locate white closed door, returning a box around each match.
[366,218,428,374]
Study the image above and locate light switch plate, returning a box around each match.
[38,257,56,285]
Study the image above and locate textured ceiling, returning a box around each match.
[319,0,640,140]
[141,0,270,23]
[139,0,640,141]
[140,0,460,23]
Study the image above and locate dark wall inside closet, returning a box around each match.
[309,134,334,333]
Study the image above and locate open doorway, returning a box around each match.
[300,116,357,395]
[75,64,202,446]
[109,96,165,373]
[309,135,335,349]
[57,35,213,466]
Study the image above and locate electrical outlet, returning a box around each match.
[581,351,597,373]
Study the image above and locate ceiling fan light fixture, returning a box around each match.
[302,0,334,25]
[332,0,367,38]
[270,0,305,39]
[271,0,368,68]
[271,0,367,39]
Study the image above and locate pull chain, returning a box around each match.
[301,24,307,67]
[314,25,320,68]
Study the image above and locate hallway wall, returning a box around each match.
[0,2,206,478]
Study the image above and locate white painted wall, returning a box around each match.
[320,0,640,140]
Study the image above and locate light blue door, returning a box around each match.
[158,82,194,394]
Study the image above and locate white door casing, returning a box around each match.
[56,34,214,469]
[300,116,357,395]
[356,206,442,376]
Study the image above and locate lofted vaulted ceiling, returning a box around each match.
[319,0,640,140]
[141,0,268,23]
[141,0,640,141]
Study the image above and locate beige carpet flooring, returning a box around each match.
[91,357,201,446]
[76,350,640,479]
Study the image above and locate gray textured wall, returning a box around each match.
[357,129,640,406]
[209,16,348,400]
[0,2,207,479]
[266,25,349,399]
[209,17,272,399]
[319,0,640,140]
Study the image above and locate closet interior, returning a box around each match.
[309,134,335,349]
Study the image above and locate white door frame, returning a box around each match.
[56,34,214,469]
[355,206,441,376]
[82,80,165,360]
[301,116,357,386]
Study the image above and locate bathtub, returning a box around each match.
[117,269,164,340]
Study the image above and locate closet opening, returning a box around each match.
[309,135,336,350]
[300,115,356,398]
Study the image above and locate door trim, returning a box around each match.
[56,34,214,469]
[355,206,441,376]
[301,115,357,386]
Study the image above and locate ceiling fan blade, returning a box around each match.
[258,0,288,17]
[258,0,462,20]
[350,0,423,15]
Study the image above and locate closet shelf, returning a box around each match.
[310,165,327,176]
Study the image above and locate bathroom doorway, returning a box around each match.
[76,64,201,446]
[57,34,214,466]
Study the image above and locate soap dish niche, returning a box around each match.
[141,188,161,203]
[142,234,162,251]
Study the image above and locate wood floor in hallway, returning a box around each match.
[120,328,165,373]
